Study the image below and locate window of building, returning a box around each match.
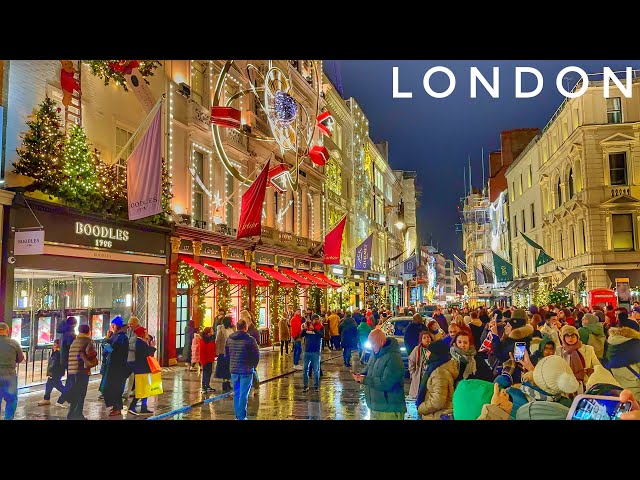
[551,132,558,152]
[521,209,525,232]
[562,119,569,141]
[511,182,515,201]
[333,122,342,149]
[572,225,577,256]
[176,291,189,352]
[513,216,517,237]
[528,164,532,188]
[607,97,622,124]
[523,249,527,276]
[375,197,384,226]
[557,179,562,207]
[568,168,575,199]
[519,174,523,195]
[326,161,342,196]
[609,152,628,186]
[612,214,634,251]
[572,108,580,129]
[374,168,384,191]
[115,126,134,162]
[226,172,234,227]
[559,231,564,259]
[582,220,587,253]
[530,203,535,229]
[191,60,207,106]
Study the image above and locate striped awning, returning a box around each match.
[258,266,295,288]
[232,262,270,287]
[201,259,249,285]
[312,272,342,288]
[178,255,223,281]
[280,269,313,286]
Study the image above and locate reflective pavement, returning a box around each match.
[13,347,418,420]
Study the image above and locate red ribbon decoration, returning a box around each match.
[323,215,347,265]
[236,160,271,239]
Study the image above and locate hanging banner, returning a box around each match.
[535,250,554,268]
[323,215,347,265]
[237,160,270,239]
[354,234,373,271]
[475,266,485,285]
[403,255,416,275]
[616,277,631,303]
[520,231,544,251]
[492,251,513,283]
[482,263,495,284]
[14,229,45,255]
[127,106,163,221]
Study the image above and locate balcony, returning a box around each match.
[188,102,211,132]
[608,185,640,199]
[260,226,321,253]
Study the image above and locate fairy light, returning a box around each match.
[297,190,301,236]
[308,192,314,240]
[169,83,174,180]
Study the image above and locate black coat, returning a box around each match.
[455,352,494,384]
[99,330,130,406]
[60,329,76,368]
[404,322,428,354]
[339,317,358,348]
[47,350,65,378]
[129,339,157,375]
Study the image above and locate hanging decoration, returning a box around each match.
[236,159,270,239]
[267,163,291,194]
[59,60,80,109]
[316,110,334,137]
[309,145,329,166]
[323,215,347,265]
[210,106,241,128]
[85,60,161,92]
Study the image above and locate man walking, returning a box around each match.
[57,316,78,407]
[226,319,260,420]
[65,324,96,420]
[0,322,24,420]
[300,315,324,392]
[352,329,406,420]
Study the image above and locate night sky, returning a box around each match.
[327,60,639,260]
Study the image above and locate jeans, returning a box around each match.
[293,340,302,365]
[343,347,354,367]
[202,361,213,389]
[66,373,89,420]
[0,375,18,420]
[44,375,64,401]
[280,340,290,355]
[303,352,321,387]
[231,372,254,420]
[331,336,341,350]
[57,371,70,404]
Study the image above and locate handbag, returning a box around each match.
[135,372,163,399]
[147,356,162,373]
[83,342,99,368]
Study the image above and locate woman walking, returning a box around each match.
[128,327,156,416]
[200,327,216,393]
[215,317,234,391]
[279,316,291,356]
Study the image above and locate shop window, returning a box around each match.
[191,60,207,106]
[176,290,189,352]
[607,97,622,124]
[192,150,205,227]
[609,152,628,186]
[612,214,634,251]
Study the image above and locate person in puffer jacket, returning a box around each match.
[416,340,459,420]
[578,313,606,361]
[605,319,640,398]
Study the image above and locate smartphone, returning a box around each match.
[514,342,526,362]
[566,394,632,420]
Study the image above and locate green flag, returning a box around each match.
[536,250,554,268]
[520,231,544,250]
[492,251,513,282]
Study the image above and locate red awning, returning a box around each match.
[297,271,328,289]
[312,272,342,288]
[280,269,313,287]
[179,255,223,281]
[201,259,249,285]
[231,262,270,287]
[258,266,295,288]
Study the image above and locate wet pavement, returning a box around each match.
[13,347,418,420]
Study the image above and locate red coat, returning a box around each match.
[606,311,618,327]
[199,336,216,364]
[291,313,303,339]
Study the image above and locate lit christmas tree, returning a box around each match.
[58,124,100,208]
[549,288,572,308]
[13,97,65,194]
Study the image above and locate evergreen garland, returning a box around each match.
[85,60,161,92]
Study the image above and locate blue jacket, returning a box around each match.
[60,329,76,368]
[226,331,260,375]
[353,313,365,325]
[300,324,325,353]
[339,316,358,348]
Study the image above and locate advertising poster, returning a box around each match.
[37,316,52,345]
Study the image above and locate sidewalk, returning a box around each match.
[13,347,342,420]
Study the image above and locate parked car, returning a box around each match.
[362,316,411,377]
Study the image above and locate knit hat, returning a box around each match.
[428,339,450,357]
[529,305,539,315]
[512,308,527,321]
[134,326,146,337]
[582,313,599,325]
[533,355,579,395]
[619,317,640,332]
[585,365,622,391]
[111,316,124,328]
[560,324,580,339]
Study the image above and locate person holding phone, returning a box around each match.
[488,309,534,383]
[450,332,493,385]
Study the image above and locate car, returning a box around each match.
[361,316,413,377]
[420,305,438,317]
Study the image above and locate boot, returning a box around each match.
[223,380,231,392]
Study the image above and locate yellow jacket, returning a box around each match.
[328,314,340,336]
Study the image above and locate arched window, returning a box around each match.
[559,231,564,259]
[557,178,563,207]
[568,168,575,199]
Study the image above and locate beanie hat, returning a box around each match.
[583,313,598,325]
[533,355,579,395]
[428,339,450,357]
[503,310,512,319]
[585,365,622,391]
[512,309,527,321]
[619,317,640,332]
[111,316,124,328]
[134,326,146,337]
[452,380,494,420]
[509,317,527,329]
[560,324,580,339]
[529,305,539,315]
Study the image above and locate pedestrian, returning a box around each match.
[199,327,216,394]
[191,327,202,374]
[241,310,261,397]
[357,316,372,360]
[65,324,97,420]
[182,320,195,367]
[300,315,324,392]
[443,322,462,347]
[366,310,375,328]
[416,339,459,420]
[404,313,427,356]
[540,311,562,348]
[353,308,365,325]
[408,330,431,399]
[38,339,66,406]
[215,316,234,391]
[426,320,444,342]
[128,327,157,415]
[578,313,606,361]
[123,316,140,401]
[488,309,534,383]
[328,310,341,350]
[604,318,640,398]
[213,309,226,339]
[529,335,557,366]
[450,332,493,384]
[605,305,618,328]
[226,319,260,420]
[339,312,358,368]
[291,311,303,369]
[467,311,484,351]
[57,316,78,407]
[278,316,291,356]
[559,324,601,392]
[433,308,448,332]
[352,329,406,420]
[100,316,130,417]
[0,322,25,420]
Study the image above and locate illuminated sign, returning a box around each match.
[75,222,129,248]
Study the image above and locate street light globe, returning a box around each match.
[395,220,405,230]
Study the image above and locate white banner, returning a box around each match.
[15,230,45,255]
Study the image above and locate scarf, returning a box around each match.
[418,346,429,372]
[450,344,478,379]
[562,341,585,382]
[415,352,451,407]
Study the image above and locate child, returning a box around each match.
[190,327,202,373]
[38,339,66,406]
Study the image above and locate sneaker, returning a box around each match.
[38,400,51,406]
[302,386,309,392]
[109,409,122,417]
[128,409,140,416]
[55,402,68,409]
[140,409,154,416]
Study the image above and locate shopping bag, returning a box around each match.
[147,356,162,373]
[134,372,163,398]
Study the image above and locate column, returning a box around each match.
[285,189,294,233]
[301,184,309,239]
[266,190,275,228]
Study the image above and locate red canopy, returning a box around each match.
[311,272,342,288]
[201,259,249,285]
[297,271,328,289]
[231,262,270,287]
[280,269,313,286]
[179,255,223,281]
[258,266,295,288]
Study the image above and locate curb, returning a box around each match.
[146,353,343,420]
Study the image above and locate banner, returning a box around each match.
[475,266,485,285]
[520,231,544,251]
[323,215,347,265]
[237,160,270,239]
[127,106,163,221]
[535,250,554,268]
[14,229,45,255]
[482,263,495,284]
[354,234,373,270]
[492,251,513,283]
[403,255,416,275]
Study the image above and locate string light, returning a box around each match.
[169,82,174,180]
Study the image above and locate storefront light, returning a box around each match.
[82,294,90,307]
[125,294,132,307]
[332,267,344,275]
[379,275,386,282]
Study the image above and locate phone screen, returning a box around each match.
[514,343,526,362]
[570,397,631,420]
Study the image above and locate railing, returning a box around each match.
[259,328,270,347]
[279,231,293,243]
[261,226,274,240]
[17,340,104,387]
[611,186,630,197]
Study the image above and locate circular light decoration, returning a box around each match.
[273,90,298,126]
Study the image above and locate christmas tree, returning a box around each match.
[549,288,572,308]
[58,124,100,209]
[13,96,65,195]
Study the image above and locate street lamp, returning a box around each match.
[394,199,405,230]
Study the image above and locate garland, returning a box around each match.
[217,280,231,315]
[85,60,162,92]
